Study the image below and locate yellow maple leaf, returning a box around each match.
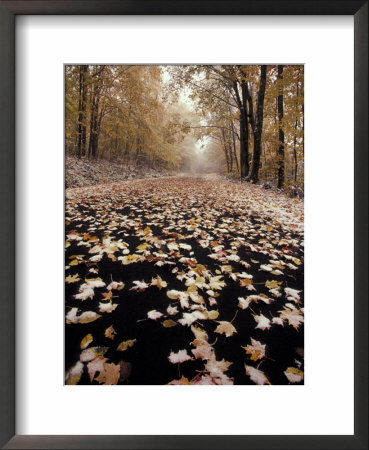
[104,325,116,340]
[240,278,252,287]
[101,291,113,301]
[65,273,81,284]
[265,280,282,289]
[80,333,93,349]
[69,259,79,266]
[136,242,149,252]
[242,338,266,361]
[284,367,304,383]
[279,307,304,330]
[116,339,136,352]
[206,310,219,320]
[215,321,237,337]
[151,275,168,290]
[162,319,177,328]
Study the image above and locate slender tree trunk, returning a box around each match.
[300,68,304,158]
[76,66,87,158]
[293,70,301,182]
[88,83,101,159]
[240,81,249,178]
[227,131,233,172]
[233,79,249,179]
[277,65,285,190]
[293,124,298,182]
[221,128,230,172]
[88,89,95,158]
[135,135,141,165]
[248,65,267,183]
[80,66,88,157]
[231,120,239,172]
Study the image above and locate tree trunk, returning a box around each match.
[231,120,239,172]
[88,83,101,159]
[277,65,285,190]
[221,128,230,172]
[293,70,301,182]
[248,65,267,183]
[233,79,249,179]
[227,131,233,172]
[80,66,88,157]
[76,66,88,158]
[239,81,249,178]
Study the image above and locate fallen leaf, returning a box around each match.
[215,321,237,337]
[80,333,93,349]
[279,307,304,329]
[66,308,101,324]
[117,339,136,352]
[65,361,84,385]
[245,364,270,385]
[284,287,301,303]
[253,314,271,331]
[87,356,107,382]
[178,311,206,326]
[150,275,168,290]
[99,301,118,313]
[66,273,81,284]
[265,280,282,289]
[80,346,109,362]
[205,356,233,384]
[95,362,120,385]
[130,280,149,292]
[147,310,163,320]
[74,286,95,301]
[101,291,113,301]
[168,349,192,364]
[162,319,177,328]
[191,342,213,360]
[284,367,304,383]
[104,325,116,340]
[166,305,179,316]
[209,276,226,290]
[242,338,266,361]
[206,310,219,320]
[107,281,125,291]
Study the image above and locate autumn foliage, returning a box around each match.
[65,65,304,190]
[65,177,304,385]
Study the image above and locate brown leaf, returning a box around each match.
[162,319,177,328]
[101,291,113,301]
[104,325,116,340]
[95,362,120,385]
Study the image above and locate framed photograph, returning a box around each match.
[1,1,367,449]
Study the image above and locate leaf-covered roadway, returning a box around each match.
[65,177,304,385]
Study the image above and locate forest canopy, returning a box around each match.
[65,64,304,189]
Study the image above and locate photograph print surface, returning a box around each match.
[65,65,304,385]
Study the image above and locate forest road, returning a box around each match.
[65,176,304,385]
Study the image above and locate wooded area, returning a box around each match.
[66,64,304,190]
[65,65,304,386]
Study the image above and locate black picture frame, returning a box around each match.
[0,1,367,449]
